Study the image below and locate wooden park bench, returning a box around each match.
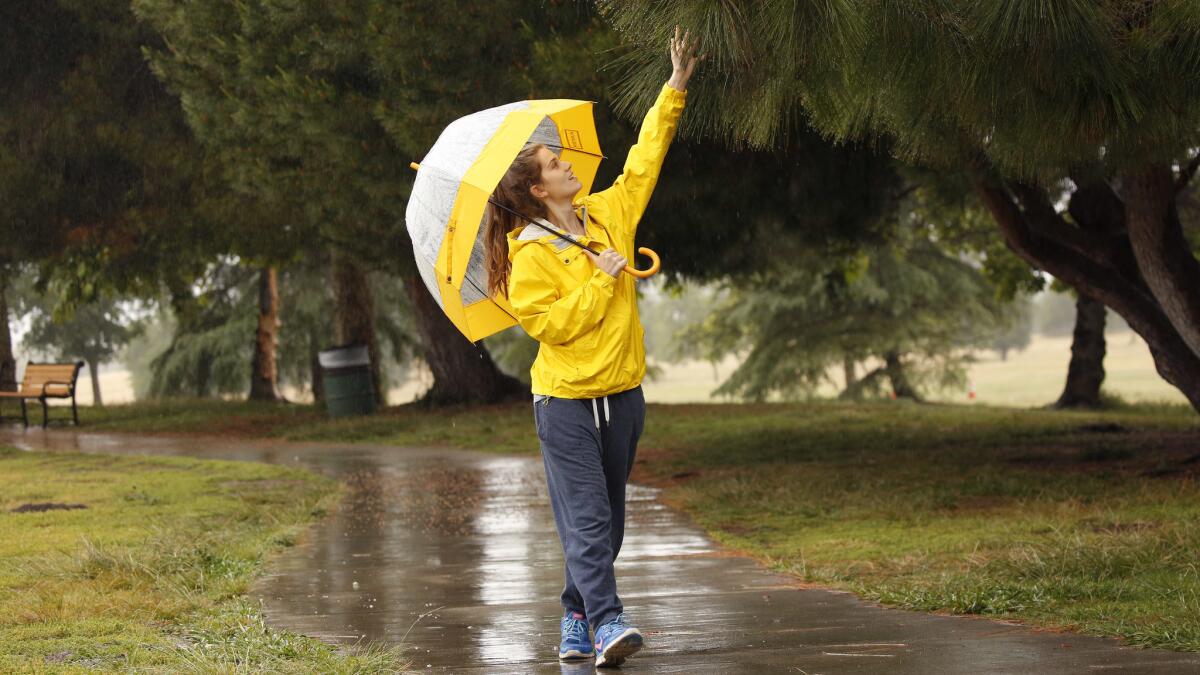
[0,361,84,428]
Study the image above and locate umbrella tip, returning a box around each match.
[409,162,420,171]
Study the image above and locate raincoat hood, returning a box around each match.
[505,203,592,264]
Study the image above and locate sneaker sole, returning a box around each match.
[595,628,644,668]
[558,647,594,660]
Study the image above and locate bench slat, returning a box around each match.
[22,365,79,375]
[22,377,75,387]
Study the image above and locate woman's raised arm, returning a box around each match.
[589,26,704,239]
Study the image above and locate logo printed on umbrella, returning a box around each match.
[563,129,583,150]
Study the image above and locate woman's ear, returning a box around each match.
[529,182,548,200]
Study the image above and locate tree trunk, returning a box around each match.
[839,364,885,400]
[1121,164,1200,360]
[842,355,858,390]
[309,333,325,403]
[969,164,1200,411]
[195,350,212,398]
[1054,293,1106,408]
[402,272,526,406]
[0,271,15,392]
[88,359,103,407]
[331,251,384,406]
[884,350,920,401]
[249,267,282,401]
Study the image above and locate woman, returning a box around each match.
[481,27,701,668]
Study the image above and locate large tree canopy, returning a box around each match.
[601,1,1200,173]
[599,1,1200,411]
[133,0,616,404]
[0,0,211,299]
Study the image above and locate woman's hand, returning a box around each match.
[585,247,628,278]
[667,25,704,92]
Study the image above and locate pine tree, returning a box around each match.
[133,0,621,405]
[0,0,296,401]
[674,213,1011,402]
[599,1,1200,411]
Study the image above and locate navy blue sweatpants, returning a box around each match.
[533,384,646,633]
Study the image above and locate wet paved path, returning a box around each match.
[6,427,1200,674]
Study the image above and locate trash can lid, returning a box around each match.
[318,344,371,368]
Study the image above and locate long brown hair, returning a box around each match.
[485,143,549,300]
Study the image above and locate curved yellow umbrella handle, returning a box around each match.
[586,243,661,279]
[627,246,661,279]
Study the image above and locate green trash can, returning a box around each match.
[318,344,376,417]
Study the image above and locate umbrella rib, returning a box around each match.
[541,143,605,160]
[466,277,518,319]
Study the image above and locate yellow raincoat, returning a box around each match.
[506,83,687,399]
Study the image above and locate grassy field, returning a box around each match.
[0,447,407,673]
[62,330,1187,408]
[639,401,1200,652]
[639,331,1186,406]
[71,396,1200,651]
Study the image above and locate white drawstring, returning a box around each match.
[591,395,611,431]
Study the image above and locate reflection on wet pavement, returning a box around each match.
[7,427,1200,674]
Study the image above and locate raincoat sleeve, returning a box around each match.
[508,253,617,346]
[591,82,687,239]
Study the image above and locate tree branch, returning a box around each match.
[969,155,1200,410]
[1175,154,1200,194]
[970,166,1169,345]
[1009,181,1120,266]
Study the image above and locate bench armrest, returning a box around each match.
[40,380,75,396]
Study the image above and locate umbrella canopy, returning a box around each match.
[405,99,603,343]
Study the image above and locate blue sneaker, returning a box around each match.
[559,611,593,660]
[593,612,643,668]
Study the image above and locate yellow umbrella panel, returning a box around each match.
[405,99,603,343]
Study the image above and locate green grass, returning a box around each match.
[76,397,1200,651]
[80,398,539,455]
[651,401,1200,652]
[0,446,408,673]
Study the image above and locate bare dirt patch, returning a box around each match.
[218,479,308,491]
[1003,430,1200,478]
[11,502,88,513]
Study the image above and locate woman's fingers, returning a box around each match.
[672,26,696,55]
[603,249,624,266]
[588,248,627,276]
[612,256,628,276]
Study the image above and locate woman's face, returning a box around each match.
[530,146,581,203]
